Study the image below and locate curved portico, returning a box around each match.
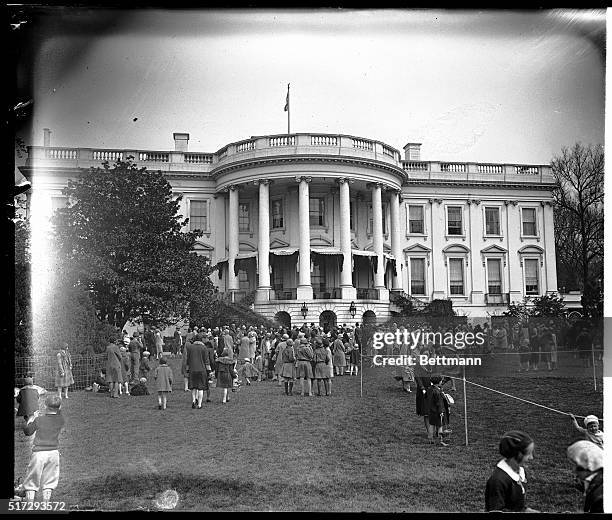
[212,138,407,313]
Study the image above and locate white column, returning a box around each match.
[542,201,558,293]
[227,185,240,291]
[339,178,356,299]
[390,189,405,292]
[256,180,271,302]
[371,183,388,300]
[296,176,313,300]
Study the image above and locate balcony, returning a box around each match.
[313,288,342,299]
[274,288,297,300]
[485,293,510,305]
[357,288,380,300]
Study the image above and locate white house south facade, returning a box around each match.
[20,130,558,328]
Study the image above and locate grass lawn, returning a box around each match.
[13,354,603,512]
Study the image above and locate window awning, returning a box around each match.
[352,249,377,257]
[311,247,343,255]
[236,252,258,260]
[270,247,299,256]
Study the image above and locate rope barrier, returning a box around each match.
[445,375,603,422]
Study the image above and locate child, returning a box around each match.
[139,351,151,381]
[130,377,150,396]
[119,346,131,395]
[154,357,173,410]
[22,395,65,503]
[16,377,46,422]
[570,414,604,448]
[92,369,110,393]
[254,352,264,382]
[238,358,260,385]
[426,375,448,446]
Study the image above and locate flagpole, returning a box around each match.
[287,83,290,135]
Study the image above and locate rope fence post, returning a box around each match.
[463,364,468,447]
[592,341,597,392]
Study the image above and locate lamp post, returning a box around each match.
[349,301,357,319]
[301,302,308,320]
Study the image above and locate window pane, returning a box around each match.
[449,258,464,295]
[485,207,500,235]
[525,259,539,294]
[447,207,462,235]
[522,208,536,235]
[410,258,425,295]
[190,201,208,231]
[487,259,502,294]
[239,203,250,232]
[309,198,325,226]
[272,200,284,228]
[239,270,249,291]
[409,205,424,234]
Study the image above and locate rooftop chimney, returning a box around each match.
[43,128,51,148]
[403,142,421,161]
[173,132,189,152]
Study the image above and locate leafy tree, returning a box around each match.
[54,158,216,327]
[15,218,31,356]
[551,143,603,296]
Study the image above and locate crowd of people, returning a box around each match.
[98,322,364,403]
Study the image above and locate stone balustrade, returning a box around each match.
[25,133,552,184]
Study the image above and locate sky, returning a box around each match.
[15,8,606,165]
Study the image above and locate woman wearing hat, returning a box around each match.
[105,338,124,398]
[485,431,538,512]
[216,346,235,403]
[280,338,296,395]
[332,334,346,376]
[567,440,604,513]
[55,343,74,399]
[295,338,314,397]
[274,335,289,386]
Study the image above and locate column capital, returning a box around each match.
[504,200,518,206]
[253,179,271,186]
[337,177,355,185]
[468,199,481,205]
[366,182,385,190]
[228,184,240,192]
[429,198,443,205]
[295,176,312,184]
[540,200,552,207]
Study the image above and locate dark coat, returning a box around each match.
[485,466,526,512]
[584,470,603,513]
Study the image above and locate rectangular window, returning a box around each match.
[524,259,539,295]
[487,259,502,294]
[272,268,283,290]
[410,258,425,295]
[485,207,500,235]
[271,199,284,229]
[447,206,463,235]
[311,263,326,293]
[522,208,537,236]
[449,258,464,295]
[239,203,250,232]
[309,198,325,227]
[189,200,208,232]
[239,270,249,291]
[408,205,424,234]
[368,203,388,234]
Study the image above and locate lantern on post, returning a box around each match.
[349,301,357,318]
[300,302,308,319]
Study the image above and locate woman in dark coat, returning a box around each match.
[216,346,235,403]
[55,343,74,399]
[485,431,538,512]
[413,346,432,435]
[332,336,346,375]
[105,340,124,398]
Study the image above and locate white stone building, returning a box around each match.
[20,129,557,328]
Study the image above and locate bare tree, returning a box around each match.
[551,143,603,304]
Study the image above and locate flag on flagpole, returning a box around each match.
[284,83,290,112]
